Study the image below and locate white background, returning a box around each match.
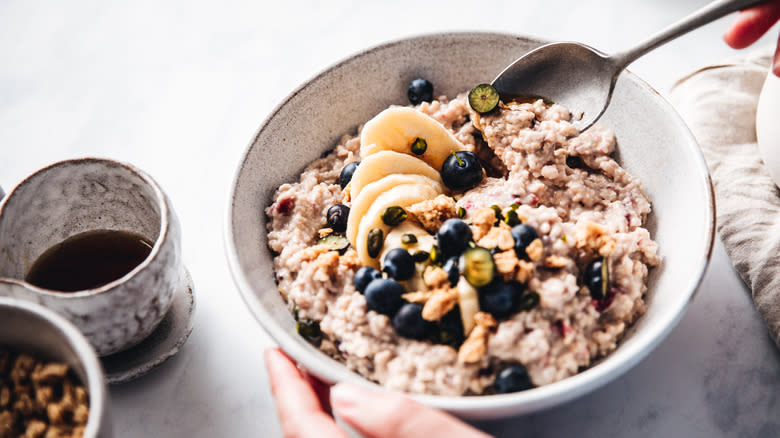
[1,1,779,436]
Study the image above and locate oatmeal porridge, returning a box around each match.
[265,81,658,396]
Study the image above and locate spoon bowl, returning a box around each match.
[492,42,617,131]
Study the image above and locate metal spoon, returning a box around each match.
[492,0,766,132]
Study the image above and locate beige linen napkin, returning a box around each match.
[671,48,780,349]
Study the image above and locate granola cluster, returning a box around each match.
[0,350,88,438]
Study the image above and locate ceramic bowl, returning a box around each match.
[225,32,715,419]
[0,296,112,437]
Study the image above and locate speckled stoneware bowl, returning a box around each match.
[226,32,715,419]
[0,158,183,356]
[0,296,112,437]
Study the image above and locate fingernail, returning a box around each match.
[330,383,372,411]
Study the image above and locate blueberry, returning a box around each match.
[438,306,465,347]
[584,257,608,300]
[441,151,483,192]
[494,364,534,393]
[479,281,523,319]
[326,204,349,232]
[382,248,415,281]
[442,257,460,287]
[339,161,359,189]
[511,224,539,259]
[407,78,434,105]
[437,219,472,259]
[393,303,434,340]
[364,278,404,316]
[353,266,382,293]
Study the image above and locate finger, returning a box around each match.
[264,348,348,438]
[303,370,333,415]
[330,383,491,438]
[723,2,780,49]
[774,32,780,77]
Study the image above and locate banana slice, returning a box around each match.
[346,174,442,247]
[355,183,440,267]
[360,107,467,170]
[380,221,436,259]
[457,277,480,335]
[349,150,443,199]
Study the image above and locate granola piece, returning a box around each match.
[11,355,36,386]
[0,386,9,409]
[14,396,33,420]
[457,312,497,364]
[60,382,75,413]
[23,419,46,438]
[34,386,54,411]
[402,291,432,304]
[0,410,16,438]
[575,221,616,256]
[72,404,89,425]
[515,260,535,284]
[31,364,68,386]
[46,403,65,426]
[469,208,496,241]
[43,426,65,438]
[493,250,519,276]
[492,249,538,283]
[318,227,334,238]
[407,195,457,233]
[476,224,514,251]
[543,255,570,268]
[599,238,617,257]
[73,388,87,407]
[526,238,543,261]
[421,289,458,321]
[422,266,449,289]
[474,311,497,328]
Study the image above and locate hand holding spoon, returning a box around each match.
[492,0,766,132]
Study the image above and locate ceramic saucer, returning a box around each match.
[101,268,195,384]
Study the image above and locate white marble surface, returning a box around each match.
[1,1,779,436]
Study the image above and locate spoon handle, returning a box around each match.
[611,0,767,70]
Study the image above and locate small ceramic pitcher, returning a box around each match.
[0,158,183,356]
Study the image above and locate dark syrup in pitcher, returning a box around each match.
[25,230,153,292]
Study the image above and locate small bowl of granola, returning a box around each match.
[0,297,111,437]
[226,32,715,419]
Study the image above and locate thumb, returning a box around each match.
[330,383,491,438]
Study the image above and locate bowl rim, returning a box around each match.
[0,296,110,436]
[224,30,716,417]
